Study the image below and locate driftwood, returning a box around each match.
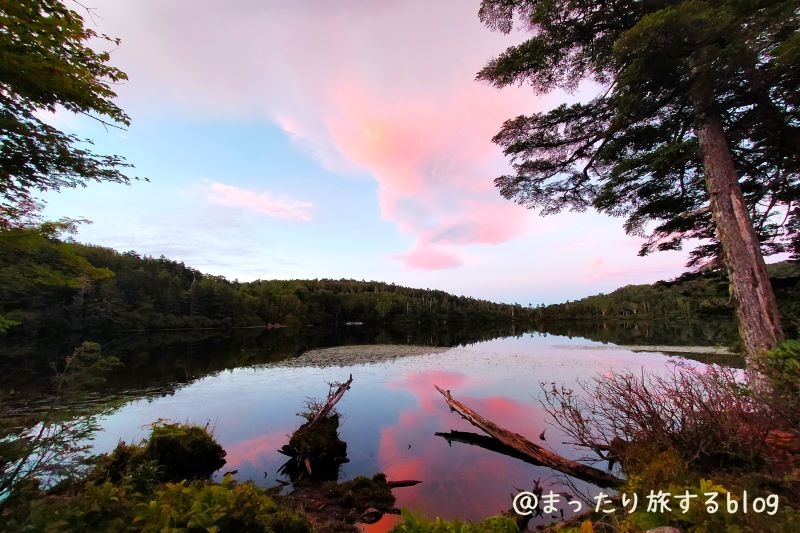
[310,374,353,426]
[278,375,354,481]
[434,385,624,489]
[386,479,422,489]
[436,430,551,468]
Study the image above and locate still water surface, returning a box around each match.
[91,332,696,526]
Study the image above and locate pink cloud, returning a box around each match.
[581,238,692,283]
[391,244,462,270]
[223,431,289,469]
[95,0,550,270]
[324,81,534,268]
[205,181,313,221]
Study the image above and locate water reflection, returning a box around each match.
[0,323,523,405]
[87,333,700,527]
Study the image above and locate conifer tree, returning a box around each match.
[478,0,799,363]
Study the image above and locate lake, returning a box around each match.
[86,330,706,529]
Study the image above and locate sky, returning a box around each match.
[40,0,695,305]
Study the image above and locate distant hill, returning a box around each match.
[0,227,533,335]
[532,261,800,339]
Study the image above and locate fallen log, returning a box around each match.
[279,375,353,482]
[310,374,353,427]
[386,479,422,489]
[436,430,549,467]
[434,385,623,489]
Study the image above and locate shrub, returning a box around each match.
[132,474,310,533]
[3,475,311,533]
[541,363,774,473]
[3,480,134,532]
[759,340,800,426]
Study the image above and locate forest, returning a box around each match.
[534,262,800,340]
[0,223,535,337]
[5,221,799,344]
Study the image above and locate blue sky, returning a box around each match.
[40,0,695,305]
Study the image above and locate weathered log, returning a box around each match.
[385,479,422,488]
[310,374,353,427]
[434,385,623,488]
[436,430,549,467]
[279,376,354,483]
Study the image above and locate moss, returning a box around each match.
[332,473,396,511]
[145,421,226,482]
[289,415,347,460]
[89,442,155,489]
[88,421,226,488]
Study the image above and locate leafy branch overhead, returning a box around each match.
[478,0,800,266]
[0,0,141,226]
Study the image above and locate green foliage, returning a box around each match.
[132,475,309,533]
[763,339,800,383]
[0,223,114,333]
[4,476,310,533]
[390,509,519,532]
[51,341,122,394]
[0,314,19,333]
[533,262,800,343]
[0,0,139,226]
[6,480,135,532]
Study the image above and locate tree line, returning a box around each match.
[532,263,800,340]
[0,224,534,336]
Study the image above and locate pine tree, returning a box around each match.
[478,0,799,363]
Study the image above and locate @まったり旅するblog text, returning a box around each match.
[512,489,779,516]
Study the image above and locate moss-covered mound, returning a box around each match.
[146,422,226,481]
[91,421,226,486]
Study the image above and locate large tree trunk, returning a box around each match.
[689,61,783,366]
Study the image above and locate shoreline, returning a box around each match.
[615,344,733,354]
[277,344,451,367]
